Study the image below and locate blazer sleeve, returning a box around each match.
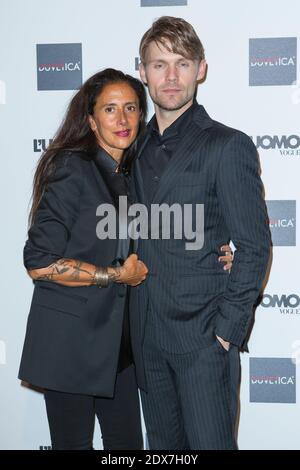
[23,153,84,270]
[214,131,271,348]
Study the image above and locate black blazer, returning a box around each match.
[19,149,136,397]
[129,104,271,390]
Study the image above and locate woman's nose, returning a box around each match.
[117,109,128,126]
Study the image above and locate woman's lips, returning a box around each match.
[114,129,130,137]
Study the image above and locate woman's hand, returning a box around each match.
[218,245,234,271]
[111,254,148,286]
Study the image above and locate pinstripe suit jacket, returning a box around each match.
[130,104,271,391]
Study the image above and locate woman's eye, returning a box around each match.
[105,107,114,113]
[127,105,136,112]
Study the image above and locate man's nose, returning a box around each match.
[166,65,178,82]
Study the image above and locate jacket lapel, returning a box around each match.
[93,148,131,262]
[133,126,152,206]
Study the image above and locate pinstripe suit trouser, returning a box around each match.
[140,320,240,450]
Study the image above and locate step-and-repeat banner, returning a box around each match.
[0,0,299,450]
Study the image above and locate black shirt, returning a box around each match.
[94,148,133,373]
[140,100,198,203]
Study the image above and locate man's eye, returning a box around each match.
[179,62,189,67]
[127,105,136,111]
[105,107,114,113]
[154,63,163,69]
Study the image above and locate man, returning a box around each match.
[129,16,271,450]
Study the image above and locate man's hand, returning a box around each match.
[216,335,230,351]
[218,245,234,271]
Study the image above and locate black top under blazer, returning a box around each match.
[129,104,271,391]
[19,149,136,397]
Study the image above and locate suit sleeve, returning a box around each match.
[23,154,84,270]
[214,131,271,348]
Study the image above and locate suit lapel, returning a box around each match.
[131,129,152,253]
[136,127,152,160]
[133,127,151,206]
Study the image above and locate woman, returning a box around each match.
[19,69,149,450]
[19,68,233,450]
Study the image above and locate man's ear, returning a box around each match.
[139,62,147,85]
[88,115,96,132]
[197,59,207,81]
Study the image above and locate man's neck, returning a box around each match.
[154,99,194,135]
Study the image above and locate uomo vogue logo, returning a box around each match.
[250,358,296,403]
[266,200,296,246]
[249,37,297,86]
[261,294,300,315]
[36,43,82,90]
[251,135,300,157]
[141,0,187,6]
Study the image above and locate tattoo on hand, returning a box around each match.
[108,268,121,282]
[35,258,96,282]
